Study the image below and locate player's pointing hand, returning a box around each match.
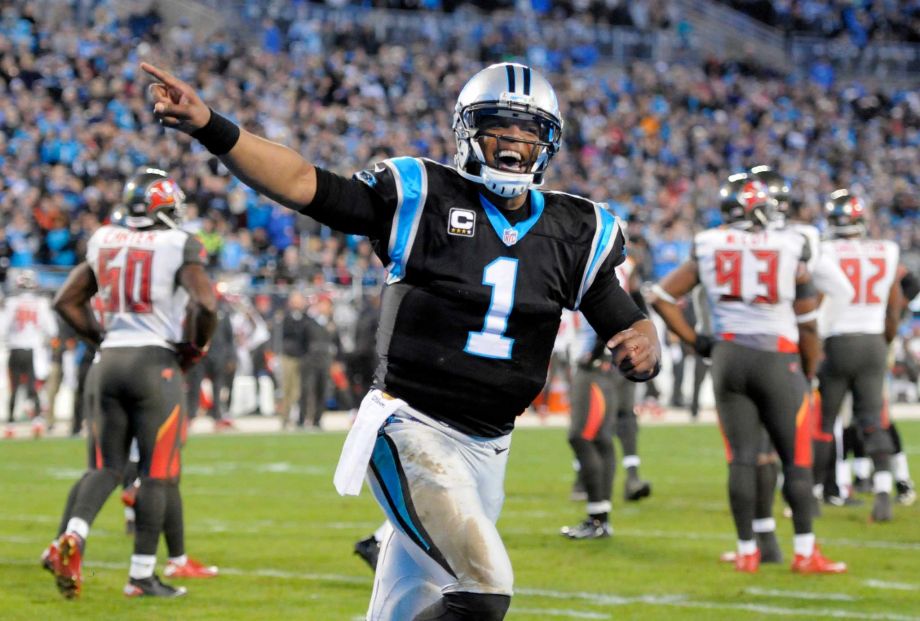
[141,62,211,134]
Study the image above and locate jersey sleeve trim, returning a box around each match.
[575,208,619,309]
[385,157,428,284]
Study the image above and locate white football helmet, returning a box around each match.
[453,63,563,198]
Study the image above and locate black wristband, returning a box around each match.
[191,109,240,155]
[693,333,715,358]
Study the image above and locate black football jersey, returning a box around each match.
[316,157,637,436]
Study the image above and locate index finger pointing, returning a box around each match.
[140,62,181,87]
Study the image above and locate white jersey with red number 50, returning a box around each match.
[820,238,899,337]
[695,227,808,345]
[86,225,206,349]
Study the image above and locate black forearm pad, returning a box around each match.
[191,109,240,155]
[795,279,817,300]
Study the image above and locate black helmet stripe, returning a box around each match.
[523,66,531,96]
[505,64,516,93]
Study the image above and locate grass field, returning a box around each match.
[2,421,919,620]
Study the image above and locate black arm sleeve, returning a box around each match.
[297,167,393,238]
[580,280,648,343]
[577,225,646,341]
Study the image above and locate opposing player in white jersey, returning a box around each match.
[650,174,845,574]
[750,166,855,329]
[1,270,58,433]
[43,169,216,599]
[814,189,903,522]
[561,253,652,538]
[709,166,856,565]
[750,166,857,509]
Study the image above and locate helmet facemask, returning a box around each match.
[453,64,563,198]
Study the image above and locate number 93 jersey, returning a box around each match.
[694,226,808,347]
[86,225,206,350]
[355,158,629,437]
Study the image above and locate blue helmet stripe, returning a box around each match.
[505,64,516,93]
[523,66,531,95]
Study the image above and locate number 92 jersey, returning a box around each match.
[350,157,634,437]
[86,225,205,350]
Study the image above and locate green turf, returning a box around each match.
[1,421,918,620]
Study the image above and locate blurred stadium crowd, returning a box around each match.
[719,0,920,44]
[1,0,919,422]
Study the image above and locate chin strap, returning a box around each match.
[476,166,534,198]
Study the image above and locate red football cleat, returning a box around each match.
[3,426,15,439]
[791,546,847,574]
[40,541,58,574]
[50,533,84,598]
[164,556,219,578]
[215,419,235,431]
[734,549,761,573]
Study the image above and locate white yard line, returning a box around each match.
[522,587,919,621]
[863,579,919,591]
[5,556,918,620]
[745,587,857,601]
[511,608,609,619]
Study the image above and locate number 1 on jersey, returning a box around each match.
[465,257,518,360]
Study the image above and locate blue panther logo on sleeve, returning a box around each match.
[356,169,378,188]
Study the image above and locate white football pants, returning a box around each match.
[365,407,514,621]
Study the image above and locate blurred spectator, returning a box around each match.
[0,0,917,301]
[279,291,311,428]
[186,297,236,426]
[299,294,340,430]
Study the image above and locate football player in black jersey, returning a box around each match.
[144,60,660,621]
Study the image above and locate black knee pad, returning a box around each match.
[414,592,512,621]
[444,592,511,621]
[862,428,895,456]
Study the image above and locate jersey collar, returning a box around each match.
[478,190,545,247]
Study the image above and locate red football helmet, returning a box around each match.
[825,189,867,238]
[121,168,185,229]
[719,173,777,228]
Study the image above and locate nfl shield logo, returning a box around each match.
[502,228,519,246]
